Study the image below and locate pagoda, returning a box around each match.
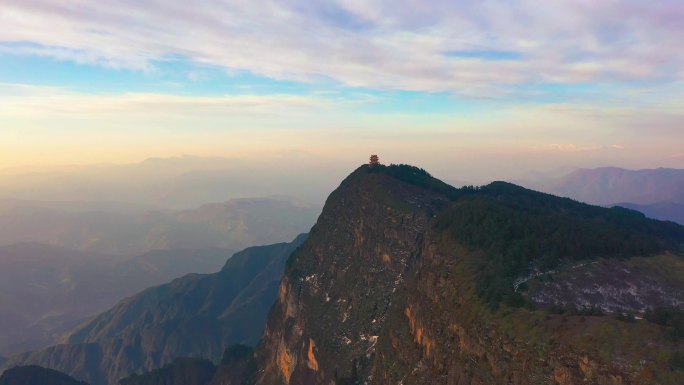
[369,154,380,166]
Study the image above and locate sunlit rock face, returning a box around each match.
[256,165,450,385]
[249,164,684,385]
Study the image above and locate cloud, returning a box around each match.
[0,83,352,118]
[1,1,683,95]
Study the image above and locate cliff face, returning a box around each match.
[250,165,684,385]
[255,166,451,385]
[373,238,682,385]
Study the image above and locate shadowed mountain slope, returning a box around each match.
[0,365,89,385]
[118,358,216,385]
[0,244,231,355]
[6,236,307,385]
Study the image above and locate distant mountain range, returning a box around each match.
[0,191,318,356]
[615,201,684,225]
[524,166,684,205]
[522,166,684,224]
[0,198,319,255]
[0,243,232,355]
[4,236,306,385]
[0,155,343,209]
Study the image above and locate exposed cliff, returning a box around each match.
[249,164,684,385]
[255,164,453,385]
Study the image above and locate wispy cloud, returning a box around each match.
[1,81,682,177]
[2,1,683,95]
[530,143,625,153]
[0,83,361,118]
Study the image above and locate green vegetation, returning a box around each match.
[434,182,684,309]
[369,164,463,199]
[671,352,684,372]
[645,306,684,342]
[371,167,684,310]
[547,304,605,316]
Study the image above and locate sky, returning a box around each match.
[1,0,684,181]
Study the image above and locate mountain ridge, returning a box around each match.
[0,243,232,355]
[4,236,307,385]
[247,164,684,385]
[0,197,318,255]
[616,201,684,225]
[524,166,684,206]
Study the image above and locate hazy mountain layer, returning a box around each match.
[6,236,306,385]
[616,201,684,225]
[0,243,232,355]
[0,198,319,255]
[0,156,341,209]
[525,167,684,206]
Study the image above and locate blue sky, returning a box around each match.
[1,0,683,180]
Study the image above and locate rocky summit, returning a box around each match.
[249,164,684,385]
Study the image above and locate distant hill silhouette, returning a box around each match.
[525,167,684,206]
[0,365,88,385]
[0,198,318,255]
[0,155,339,208]
[616,201,684,225]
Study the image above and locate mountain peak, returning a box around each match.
[343,163,460,199]
[252,163,684,385]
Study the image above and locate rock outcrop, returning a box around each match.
[249,164,684,385]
